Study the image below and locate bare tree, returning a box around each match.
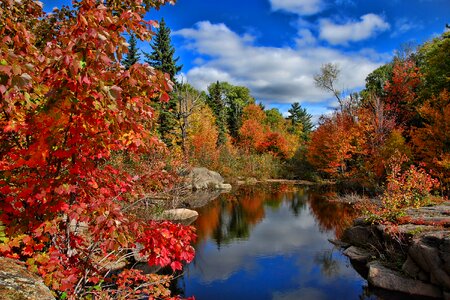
[314,63,359,117]
[314,63,342,108]
[173,83,204,158]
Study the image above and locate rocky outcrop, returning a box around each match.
[368,261,443,298]
[186,167,232,190]
[340,202,450,298]
[0,257,55,300]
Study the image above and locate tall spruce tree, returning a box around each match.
[144,18,182,78]
[143,18,182,147]
[122,33,140,69]
[287,102,313,141]
[207,81,228,146]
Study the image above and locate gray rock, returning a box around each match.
[216,183,232,190]
[160,208,199,226]
[402,256,429,281]
[0,257,55,300]
[189,167,224,190]
[95,255,128,271]
[186,167,232,191]
[368,261,442,298]
[341,225,381,248]
[409,233,450,290]
[328,239,350,249]
[132,242,147,263]
[343,246,374,264]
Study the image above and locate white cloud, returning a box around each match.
[391,18,423,37]
[319,14,390,45]
[295,28,317,47]
[175,21,387,105]
[269,0,324,16]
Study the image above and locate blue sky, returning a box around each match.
[42,0,449,117]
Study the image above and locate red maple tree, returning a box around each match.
[0,0,195,298]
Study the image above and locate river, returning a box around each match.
[173,184,380,300]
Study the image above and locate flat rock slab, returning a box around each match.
[0,257,55,300]
[368,261,442,299]
[343,246,374,264]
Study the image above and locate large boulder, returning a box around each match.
[160,208,199,226]
[341,225,382,249]
[0,257,55,300]
[368,261,442,298]
[186,167,231,190]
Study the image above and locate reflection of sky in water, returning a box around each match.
[179,189,370,300]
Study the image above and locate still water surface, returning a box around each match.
[176,184,375,300]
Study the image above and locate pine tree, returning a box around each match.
[143,18,182,147]
[122,33,140,69]
[143,18,182,79]
[288,102,313,140]
[207,81,228,146]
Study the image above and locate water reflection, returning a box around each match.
[179,184,371,300]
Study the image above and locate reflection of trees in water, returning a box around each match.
[194,185,320,248]
[287,190,308,216]
[314,249,340,278]
[308,192,357,238]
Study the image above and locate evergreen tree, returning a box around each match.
[288,102,313,140]
[207,81,228,146]
[122,33,140,69]
[143,18,182,79]
[143,18,182,147]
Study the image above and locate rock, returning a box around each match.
[132,242,147,263]
[216,183,232,190]
[368,261,442,298]
[0,257,55,300]
[160,208,199,226]
[445,291,450,300]
[95,255,128,271]
[442,237,450,274]
[132,262,161,274]
[405,204,450,226]
[341,225,381,248]
[402,256,429,281]
[186,167,232,190]
[408,232,450,290]
[343,246,374,264]
[328,239,350,248]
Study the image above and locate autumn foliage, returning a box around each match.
[0,0,196,298]
[307,31,449,199]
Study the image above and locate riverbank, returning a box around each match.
[338,201,450,299]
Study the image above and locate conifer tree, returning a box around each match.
[143,18,182,147]
[122,33,140,69]
[144,18,182,79]
[288,102,313,140]
[207,81,228,146]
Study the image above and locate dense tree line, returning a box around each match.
[308,31,449,198]
[120,19,313,179]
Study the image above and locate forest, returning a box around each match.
[0,0,448,298]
